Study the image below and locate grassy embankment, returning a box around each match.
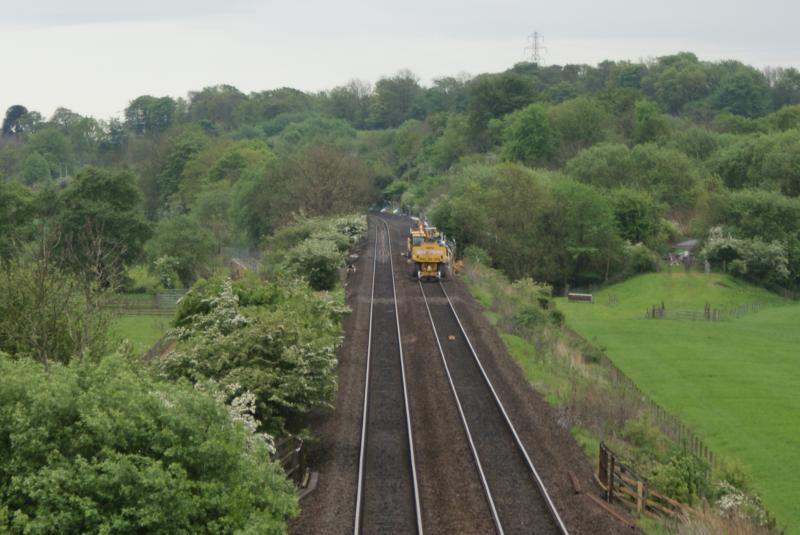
[558,272,799,533]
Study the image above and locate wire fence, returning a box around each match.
[599,354,718,470]
[644,301,767,321]
[103,290,187,316]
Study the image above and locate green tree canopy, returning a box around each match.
[145,215,216,287]
[124,95,177,135]
[502,103,558,166]
[0,353,297,534]
[58,167,151,274]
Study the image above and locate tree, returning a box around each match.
[566,143,635,189]
[764,104,800,131]
[610,187,665,246]
[58,167,151,275]
[767,67,800,109]
[282,144,375,216]
[0,353,297,533]
[237,87,317,126]
[368,70,424,128]
[231,164,280,245]
[20,152,51,184]
[273,116,357,155]
[548,179,622,286]
[191,183,233,249]
[0,181,35,259]
[124,95,177,135]
[188,85,246,130]
[653,60,709,113]
[1,105,28,137]
[152,128,208,212]
[633,99,669,144]
[548,96,611,160]
[711,62,770,117]
[707,134,767,189]
[423,76,469,114]
[703,189,800,286]
[25,128,75,177]
[629,143,703,207]
[668,125,720,160]
[466,72,537,148]
[426,113,470,171]
[145,215,216,286]
[760,130,800,196]
[324,79,372,128]
[0,250,110,366]
[502,103,558,165]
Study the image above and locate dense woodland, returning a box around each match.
[3,52,800,291]
[2,51,800,532]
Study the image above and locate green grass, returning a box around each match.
[499,333,570,406]
[558,272,800,533]
[110,315,170,354]
[571,426,600,462]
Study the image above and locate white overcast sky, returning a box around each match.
[1,0,798,119]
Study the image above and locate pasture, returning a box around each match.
[109,314,170,355]
[559,272,800,532]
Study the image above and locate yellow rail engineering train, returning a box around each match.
[406,219,453,281]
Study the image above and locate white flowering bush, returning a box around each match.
[712,480,773,528]
[159,276,346,437]
[262,213,367,291]
[702,226,790,286]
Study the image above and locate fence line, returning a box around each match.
[104,290,187,316]
[273,435,307,488]
[644,301,767,321]
[598,442,689,519]
[599,353,717,470]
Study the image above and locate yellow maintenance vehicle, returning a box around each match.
[406,219,453,281]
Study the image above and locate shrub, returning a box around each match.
[286,238,343,291]
[625,243,660,274]
[263,214,366,291]
[463,244,492,265]
[161,278,346,436]
[650,450,709,505]
[0,352,297,534]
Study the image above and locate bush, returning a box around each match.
[0,353,297,534]
[287,238,343,291]
[625,243,660,274]
[462,244,492,265]
[263,214,366,291]
[161,278,346,436]
[145,216,216,287]
[650,450,709,505]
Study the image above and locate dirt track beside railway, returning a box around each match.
[292,215,639,534]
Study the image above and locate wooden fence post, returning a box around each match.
[608,454,615,503]
[636,480,644,513]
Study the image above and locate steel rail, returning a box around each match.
[353,217,423,535]
[436,280,570,535]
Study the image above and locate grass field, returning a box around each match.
[558,272,800,533]
[109,315,170,354]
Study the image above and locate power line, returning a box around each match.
[524,32,547,65]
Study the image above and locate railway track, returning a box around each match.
[419,279,570,535]
[354,218,423,534]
